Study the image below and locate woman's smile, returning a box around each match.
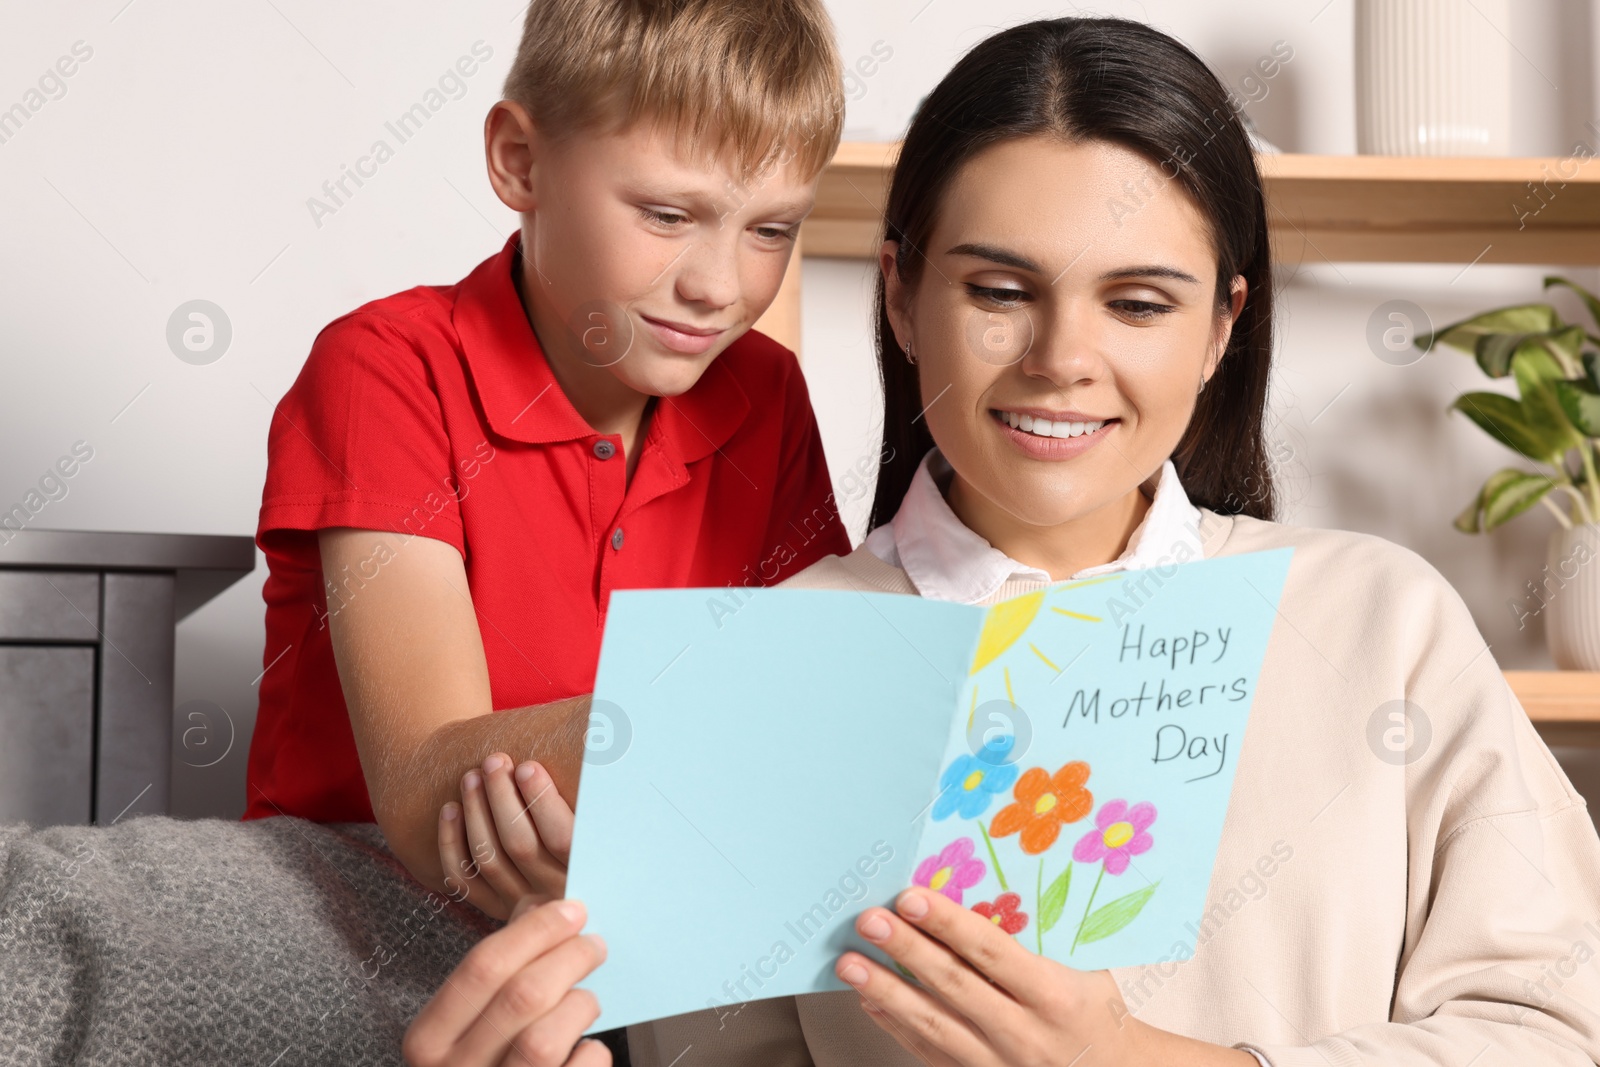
[989,406,1120,460]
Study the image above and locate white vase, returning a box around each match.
[1355,0,1511,156]
[1544,522,1600,670]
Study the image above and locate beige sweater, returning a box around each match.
[627,509,1600,1066]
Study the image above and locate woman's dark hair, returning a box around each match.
[868,16,1277,530]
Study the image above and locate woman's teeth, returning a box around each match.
[997,411,1108,439]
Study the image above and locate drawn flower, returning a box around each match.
[1072,799,1156,875]
[989,762,1093,855]
[913,837,987,904]
[933,735,1019,821]
[972,892,1029,935]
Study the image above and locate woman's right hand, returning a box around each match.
[440,753,574,920]
[403,896,608,1067]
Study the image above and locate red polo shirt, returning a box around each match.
[243,233,849,823]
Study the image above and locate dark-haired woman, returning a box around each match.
[625,14,1600,1067]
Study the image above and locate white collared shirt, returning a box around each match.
[863,448,1206,604]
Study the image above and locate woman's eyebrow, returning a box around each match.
[945,243,1201,288]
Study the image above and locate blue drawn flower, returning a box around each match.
[933,736,1019,820]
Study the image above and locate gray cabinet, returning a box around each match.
[0,646,95,825]
[0,531,253,827]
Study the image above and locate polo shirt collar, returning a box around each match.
[870,448,1204,604]
[452,233,748,464]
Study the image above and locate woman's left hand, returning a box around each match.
[835,886,1256,1067]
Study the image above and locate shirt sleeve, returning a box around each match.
[761,352,852,584]
[257,310,466,558]
[1248,564,1600,1066]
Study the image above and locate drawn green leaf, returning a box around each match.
[1075,881,1159,946]
[1037,864,1072,934]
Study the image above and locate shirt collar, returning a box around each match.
[868,448,1205,604]
[452,232,748,463]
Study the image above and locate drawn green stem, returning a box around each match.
[1035,858,1044,954]
[977,822,1008,891]
[1070,866,1106,954]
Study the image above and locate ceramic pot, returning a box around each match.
[1544,522,1600,670]
[1355,0,1511,156]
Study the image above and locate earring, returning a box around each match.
[1197,375,1206,395]
[904,338,916,366]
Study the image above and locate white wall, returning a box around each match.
[1,0,1595,817]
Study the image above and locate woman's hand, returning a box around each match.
[403,895,608,1067]
[440,752,574,920]
[835,887,1257,1067]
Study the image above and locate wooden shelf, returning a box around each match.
[1507,671,1600,722]
[802,144,1600,265]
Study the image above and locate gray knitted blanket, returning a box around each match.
[0,815,500,1066]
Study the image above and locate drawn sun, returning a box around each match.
[966,576,1119,727]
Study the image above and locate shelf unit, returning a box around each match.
[746,144,1600,720]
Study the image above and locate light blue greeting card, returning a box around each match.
[565,546,1293,1033]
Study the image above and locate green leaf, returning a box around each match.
[1075,881,1159,947]
[1481,471,1556,531]
[1452,489,1484,533]
[1555,380,1600,438]
[1583,350,1600,393]
[1539,324,1589,372]
[1455,468,1529,534]
[1512,346,1583,453]
[1419,304,1561,373]
[1450,391,1565,464]
[1544,275,1600,331]
[1037,864,1072,934]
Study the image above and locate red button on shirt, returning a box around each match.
[244,233,850,823]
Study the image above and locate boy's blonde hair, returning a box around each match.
[504,0,843,185]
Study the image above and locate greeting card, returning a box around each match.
[564,547,1293,1032]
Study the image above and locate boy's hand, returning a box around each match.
[403,896,608,1067]
[441,753,574,920]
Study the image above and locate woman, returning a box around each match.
[626,13,1600,1067]
[432,14,1600,1067]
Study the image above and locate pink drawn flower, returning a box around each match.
[913,837,987,904]
[1071,799,1156,875]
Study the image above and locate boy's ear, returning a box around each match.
[485,100,540,213]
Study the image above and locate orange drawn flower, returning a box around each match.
[989,762,1092,855]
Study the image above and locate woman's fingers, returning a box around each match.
[403,899,596,1067]
[887,887,1045,1009]
[848,892,1028,1045]
[439,801,508,920]
[516,761,575,867]
[835,951,983,1067]
[453,930,608,1065]
[857,999,962,1067]
[461,764,536,906]
[493,987,603,1067]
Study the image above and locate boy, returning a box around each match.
[244,0,849,915]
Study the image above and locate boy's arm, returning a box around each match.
[317,526,586,895]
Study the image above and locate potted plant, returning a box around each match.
[1422,276,1600,668]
